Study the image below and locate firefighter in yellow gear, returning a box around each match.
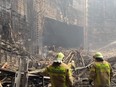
[43,52,74,87]
[88,52,113,87]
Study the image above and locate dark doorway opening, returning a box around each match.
[43,17,84,48]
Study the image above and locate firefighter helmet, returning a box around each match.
[54,52,64,63]
[93,52,103,58]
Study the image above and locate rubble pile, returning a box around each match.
[0,44,116,87]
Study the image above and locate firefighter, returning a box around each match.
[88,52,113,87]
[43,52,74,87]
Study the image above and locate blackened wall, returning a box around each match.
[43,17,84,48]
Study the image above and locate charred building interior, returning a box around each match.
[0,0,116,87]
